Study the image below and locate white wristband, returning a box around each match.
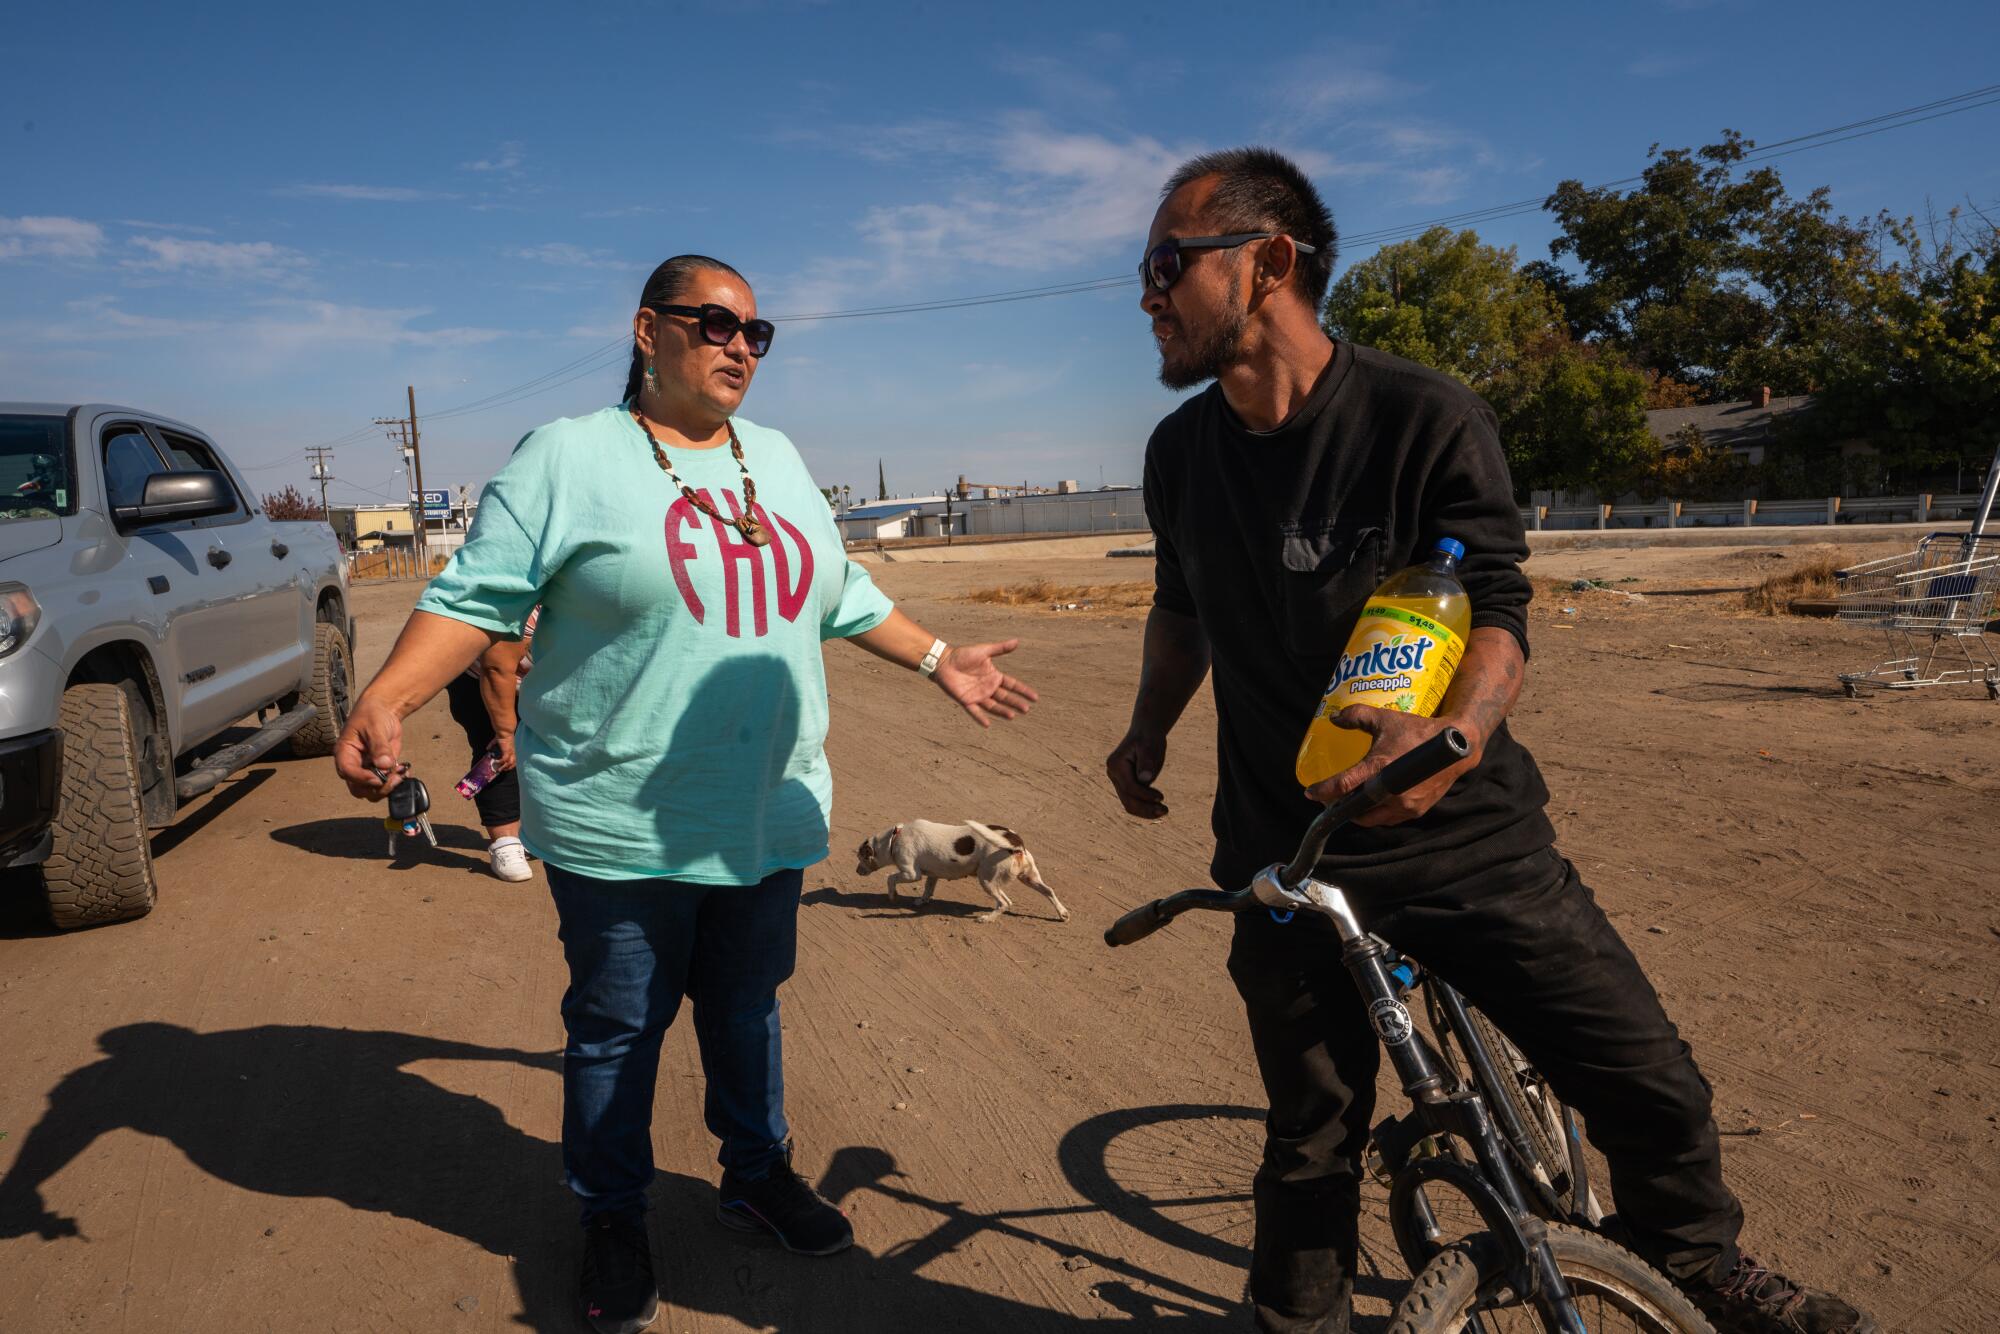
[918,638,948,678]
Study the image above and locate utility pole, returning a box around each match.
[305,446,335,519]
[406,385,429,571]
[372,385,430,571]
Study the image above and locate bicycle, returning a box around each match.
[1103,728,1712,1333]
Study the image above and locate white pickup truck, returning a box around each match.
[0,403,354,929]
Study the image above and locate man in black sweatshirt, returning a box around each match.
[1104,147,1876,1334]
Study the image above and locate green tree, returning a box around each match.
[1817,211,2000,488]
[1325,228,1653,498]
[1485,330,1656,496]
[1652,421,1744,501]
[1544,132,1876,399]
[1324,227,1558,386]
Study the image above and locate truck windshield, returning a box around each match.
[0,416,74,521]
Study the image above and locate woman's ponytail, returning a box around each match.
[622,345,644,404]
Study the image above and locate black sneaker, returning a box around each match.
[1687,1254,1880,1334]
[578,1213,660,1334]
[717,1156,854,1256]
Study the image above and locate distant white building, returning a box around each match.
[838,496,955,541]
[835,486,1147,542]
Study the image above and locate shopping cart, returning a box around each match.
[1833,443,2000,700]
[1833,534,1999,697]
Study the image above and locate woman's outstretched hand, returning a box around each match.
[931,640,1038,728]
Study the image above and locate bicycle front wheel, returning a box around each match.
[1385,1223,1714,1333]
[1432,995,1599,1223]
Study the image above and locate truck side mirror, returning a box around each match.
[114,470,236,529]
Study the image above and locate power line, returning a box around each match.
[330,472,403,502]
[1339,84,2000,249]
[247,80,2000,450]
[769,275,1137,323]
[421,334,631,420]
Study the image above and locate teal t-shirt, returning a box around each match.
[415,404,893,884]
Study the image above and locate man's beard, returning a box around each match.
[1156,306,1247,391]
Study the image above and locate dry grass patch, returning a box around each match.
[964,578,1153,612]
[1742,555,1844,614]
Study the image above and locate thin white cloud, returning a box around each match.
[856,120,1185,275]
[0,215,106,261]
[22,296,509,351]
[1400,166,1470,206]
[1264,49,1412,128]
[34,295,218,340]
[251,300,510,348]
[1627,53,1700,78]
[126,235,310,281]
[773,117,985,164]
[116,219,217,235]
[462,140,525,173]
[507,242,625,269]
[279,183,457,202]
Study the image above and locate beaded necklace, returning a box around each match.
[629,408,769,547]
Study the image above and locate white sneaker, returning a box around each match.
[489,836,533,882]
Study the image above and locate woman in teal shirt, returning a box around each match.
[335,255,1036,1334]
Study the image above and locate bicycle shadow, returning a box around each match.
[652,1146,1252,1330]
[1058,1103,1405,1318]
[1,1023,1267,1330]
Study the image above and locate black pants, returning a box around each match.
[443,674,521,830]
[1228,845,1743,1334]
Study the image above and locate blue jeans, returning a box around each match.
[546,863,803,1223]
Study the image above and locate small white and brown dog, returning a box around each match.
[854,820,1068,923]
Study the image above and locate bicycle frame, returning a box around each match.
[1249,867,1590,1334]
[1418,968,1589,1225]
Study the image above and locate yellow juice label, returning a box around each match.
[1313,603,1464,721]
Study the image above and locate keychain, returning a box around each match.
[374,767,438,854]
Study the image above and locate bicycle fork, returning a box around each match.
[1256,868,1590,1334]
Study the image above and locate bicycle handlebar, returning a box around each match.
[1104,889,1246,947]
[1281,727,1471,885]
[1104,727,1472,949]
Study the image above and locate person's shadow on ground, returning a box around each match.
[0,1022,579,1322]
[0,1023,1361,1329]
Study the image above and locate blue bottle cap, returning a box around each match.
[1434,537,1466,561]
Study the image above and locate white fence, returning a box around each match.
[961,492,1150,538]
[1521,492,1990,532]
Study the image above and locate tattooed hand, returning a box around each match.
[1302,627,1524,827]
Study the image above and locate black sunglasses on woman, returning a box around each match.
[1138,232,1318,294]
[649,303,777,357]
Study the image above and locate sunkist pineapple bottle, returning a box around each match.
[1295,537,1472,788]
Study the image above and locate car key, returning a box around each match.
[379,770,438,853]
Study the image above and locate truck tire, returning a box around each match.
[41,682,159,929]
[288,619,354,758]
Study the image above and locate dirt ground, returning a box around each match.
[3,538,1997,1333]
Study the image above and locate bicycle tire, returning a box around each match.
[1385,1223,1714,1333]
[1430,994,1592,1220]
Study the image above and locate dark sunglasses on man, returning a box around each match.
[1138,232,1318,294]
[648,303,777,357]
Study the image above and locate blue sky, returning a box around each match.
[4,0,1997,507]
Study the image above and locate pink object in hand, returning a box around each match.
[456,746,502,799]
